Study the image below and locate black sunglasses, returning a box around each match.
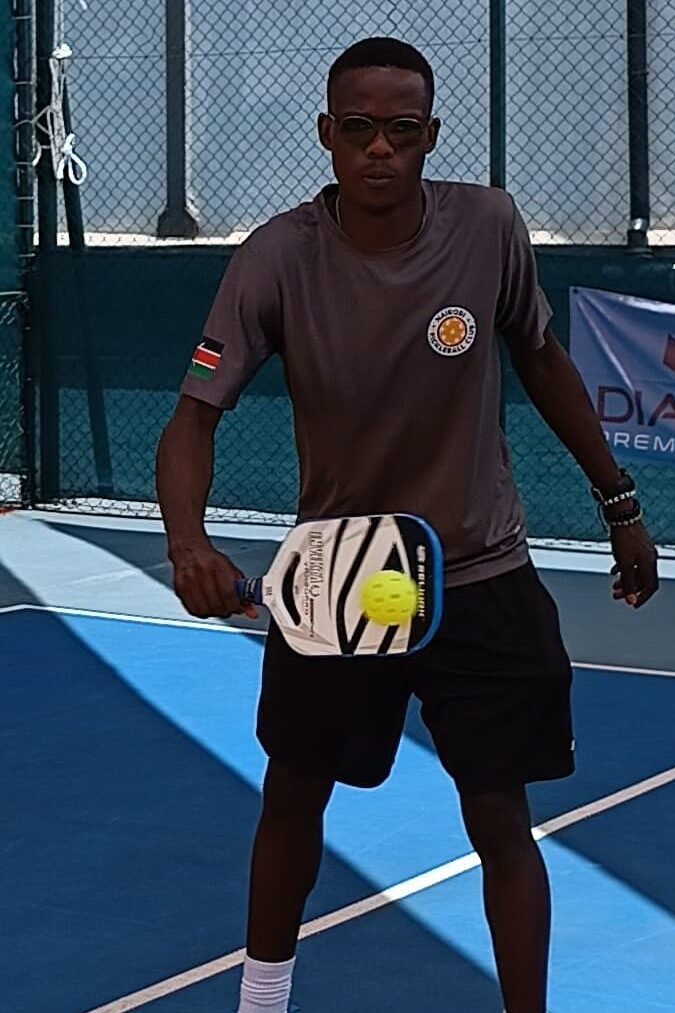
[327,113,432,149]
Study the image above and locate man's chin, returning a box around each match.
[349,186,402,215]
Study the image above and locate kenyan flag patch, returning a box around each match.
[189,338,222,380]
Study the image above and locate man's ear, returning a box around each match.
[426,117,441,154]
[317,113,333,152]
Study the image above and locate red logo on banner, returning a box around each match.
[664,334,675,373]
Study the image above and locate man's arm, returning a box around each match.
[509,327,659,608]
[157,231,281,619]
[156,394,257,619]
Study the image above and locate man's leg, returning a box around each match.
[247,759,335,960]
[460,786,550,1013]
[413,567,574,1011]
[237,759,334,1013]
[245,620,410,1010]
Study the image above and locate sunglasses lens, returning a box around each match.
[335,116,425,148]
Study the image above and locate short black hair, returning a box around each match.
[327,38,435,117]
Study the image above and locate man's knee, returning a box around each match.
[261,759,335,825]
[460,786,534,862]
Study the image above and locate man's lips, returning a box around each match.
[362,172,397,187]
[362,170,397,180]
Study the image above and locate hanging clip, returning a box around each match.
[56,132,88,185]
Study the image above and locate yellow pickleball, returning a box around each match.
[360,569,419,626]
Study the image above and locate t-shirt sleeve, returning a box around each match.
[495,195,552,351]
[180,238,282,409]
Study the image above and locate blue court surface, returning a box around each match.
[1,512,675,1013]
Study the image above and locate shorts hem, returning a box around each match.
[453,760,576,794]
[257,734,394,790]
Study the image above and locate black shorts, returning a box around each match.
[257,561,575,792]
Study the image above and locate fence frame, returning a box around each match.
[626,0,651,250]
[11,0,35,507]
[9,3,674,528]
[157,0,198,238]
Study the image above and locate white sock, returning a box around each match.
[237,954,296,1013]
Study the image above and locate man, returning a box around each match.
[156,37,658,1013]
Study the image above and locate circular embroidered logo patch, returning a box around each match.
[427,306,476,356]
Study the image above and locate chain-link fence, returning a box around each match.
[4,1,675,543]
[648,0,675,246]
[508,0,630,245]
[506,369,675,547]
[0,293,28,508]
[60,0,674,246]
[63,1,490,241]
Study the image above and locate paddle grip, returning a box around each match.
[235,577,264,605]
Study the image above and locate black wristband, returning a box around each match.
[591,468,636,507]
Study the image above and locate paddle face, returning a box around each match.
[253,514,444,657]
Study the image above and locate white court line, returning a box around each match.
[574,660,675,679]
[530,545,675,578]
[2,604,674,675]
[81,766,675,1013]
[0,603,267,635]
[530,537,675,560]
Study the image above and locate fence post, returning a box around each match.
[14,0,36,506]
[626,0,650,249]
[36,0,60,500]
[157,0,198,238]
[490,0,508,431]
[489,0,507,191]
[36,0,56,251]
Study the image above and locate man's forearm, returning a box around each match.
[511,331,623,494]
[156,413,214,555]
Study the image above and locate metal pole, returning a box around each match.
[626,0,650,249]
[36,0,57,251]
[489,0,507,190]
[157,0,198,238]
[36,0,60,501]
[490,0,507,431]
[14,0,36,506]
[14,0,34,267]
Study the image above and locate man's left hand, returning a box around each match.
[610,522,659,608]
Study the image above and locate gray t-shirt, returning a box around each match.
[181,180,552,587]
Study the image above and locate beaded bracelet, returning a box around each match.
[601,500,643,529]
[602,488,637,508]
[590,468,637,509]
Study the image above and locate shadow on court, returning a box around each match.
[405,668,675,919]
[541,568,675,671]
[45,522,281,594]
[3,526,674,1013]
[1,609,502,1013]
[44,517,675,667]
[46,521,278,633]
[0,558,42,608]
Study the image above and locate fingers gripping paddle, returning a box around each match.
[235,514,444,657]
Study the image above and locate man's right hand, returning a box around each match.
[169,541,258,620]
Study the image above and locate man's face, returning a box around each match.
[319,67,439,212]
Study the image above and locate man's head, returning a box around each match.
[319,38,440,213]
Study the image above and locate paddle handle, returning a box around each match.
[235,577,264,605]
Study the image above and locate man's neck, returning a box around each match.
[333,187,426,250]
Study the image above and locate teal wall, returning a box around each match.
[33,243,675,541]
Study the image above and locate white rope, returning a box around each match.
[32,1,89,186]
